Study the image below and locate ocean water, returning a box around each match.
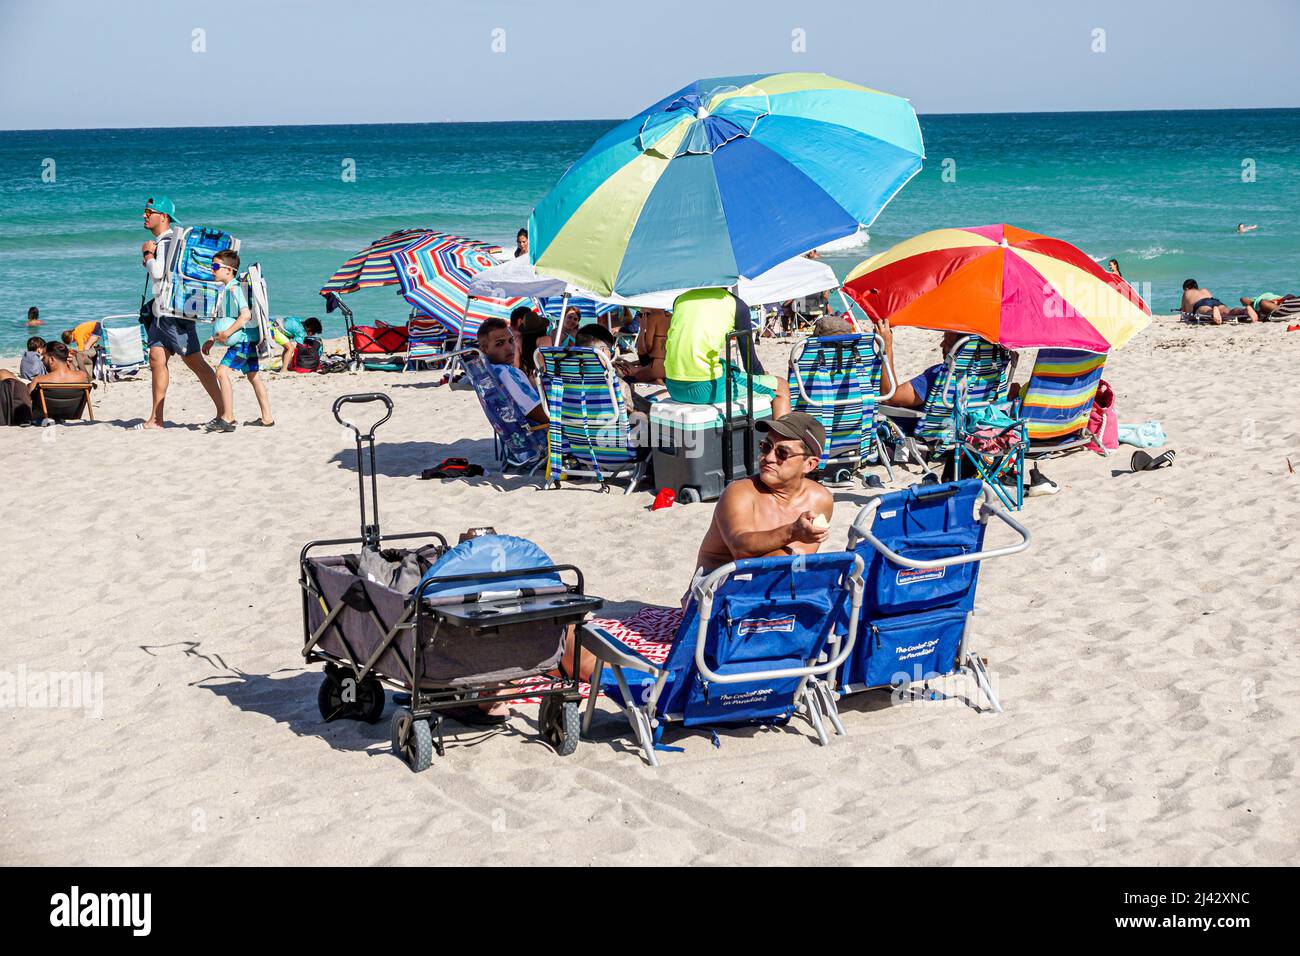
[2,109,1297,354]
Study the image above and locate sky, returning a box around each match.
[1,0,1297,129]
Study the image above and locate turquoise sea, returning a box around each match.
[1,108,1297,354]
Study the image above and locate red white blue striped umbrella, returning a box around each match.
[391,233,529,338]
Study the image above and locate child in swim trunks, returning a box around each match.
[204,250,275,431]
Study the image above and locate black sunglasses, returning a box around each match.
[759,438,811,462]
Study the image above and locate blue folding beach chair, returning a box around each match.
[881,335,1012,475]
[536,345,648,494]
[455,348,547,475]
[837,480,1030,713]
[788,332,897,485]
[94,314,147,383]
[580,551,864,767]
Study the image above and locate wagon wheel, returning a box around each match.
[678,487,702,504]
[540,696,580,757]
[390,707,433,772]
[355,676,386,724]
[316,672,349,723]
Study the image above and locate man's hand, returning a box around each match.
[215,330,230,345]
[789,511,830,546]
[872,316,893,349]
[141,240,157,257]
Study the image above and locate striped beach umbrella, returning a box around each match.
[391,232,528,339]
[843,224,1151,352]
[529,72,924,297]
[320,229,432,303]
[538,296,619,322]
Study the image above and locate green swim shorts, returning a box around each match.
[666,366,777,405]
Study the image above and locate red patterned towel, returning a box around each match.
[511,606,683,704]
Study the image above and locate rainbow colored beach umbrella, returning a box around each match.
[529,72,924,296]
[391,233,529,339]
[843,224,1151,352]
[320,229,432,306]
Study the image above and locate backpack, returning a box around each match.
[153,225,240,320]
[240,263,272,361]
[291,337,322,373]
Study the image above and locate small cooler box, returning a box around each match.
[648,394,773,502]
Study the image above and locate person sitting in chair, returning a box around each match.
[475,316,547,426]
[23,341,91,421]
[694,412,832,576]
[875,320,964,435]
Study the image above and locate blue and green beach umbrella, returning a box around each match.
[529,72,925,297]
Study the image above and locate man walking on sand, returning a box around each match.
[139,196,223,429]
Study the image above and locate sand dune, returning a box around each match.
[2,323,1297,865]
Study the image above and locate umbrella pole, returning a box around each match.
[443,296,472,382]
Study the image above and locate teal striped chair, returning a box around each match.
[537,346,648,494]
[882,336,1013,473]
[788,333,896,485]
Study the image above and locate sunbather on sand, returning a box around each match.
[1238,292,1298,319]
[1181,279,1257,324]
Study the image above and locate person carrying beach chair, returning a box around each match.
[536,342,649,494]
[834,479,1030,714]
[788,315,897,486]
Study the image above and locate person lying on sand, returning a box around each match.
[1239,292,1298,320]
[1181,279,1257,324]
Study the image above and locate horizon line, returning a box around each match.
[2,104,1297,134]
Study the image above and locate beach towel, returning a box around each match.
[1,378,33,426]
[510,606,681,704]
[1118,420,1167,448]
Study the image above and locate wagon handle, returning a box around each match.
[332,393,394,549]
[333,392,393,440]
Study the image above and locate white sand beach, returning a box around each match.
[2,323,1298,866]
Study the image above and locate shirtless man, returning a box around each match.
[1180,279,1257,324]
[693,412,833,576]
[558,413,832,685]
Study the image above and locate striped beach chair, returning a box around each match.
[459,349,547,475]
[882,336,1013,475]
[536,346,648,494]
[1015,349,1107,457]
[788,333,896,485]
[404,316,449,372]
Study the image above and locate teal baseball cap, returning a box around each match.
[144,195,180,223]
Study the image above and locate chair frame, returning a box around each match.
[535,345,648,495]
[579,553,865,767]
[32,381,94,422]
[789,331,898,485]
[842,482,1031,713]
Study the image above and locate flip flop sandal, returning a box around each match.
[1131,449,1175,472]
[419,457,485,480]
[442,704,508,727]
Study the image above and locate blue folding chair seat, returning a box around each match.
[536,345,648,493]
[457,348,547,475]
[838,479,1030,712]
[788,332,897,485]
[580,551,865,767]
